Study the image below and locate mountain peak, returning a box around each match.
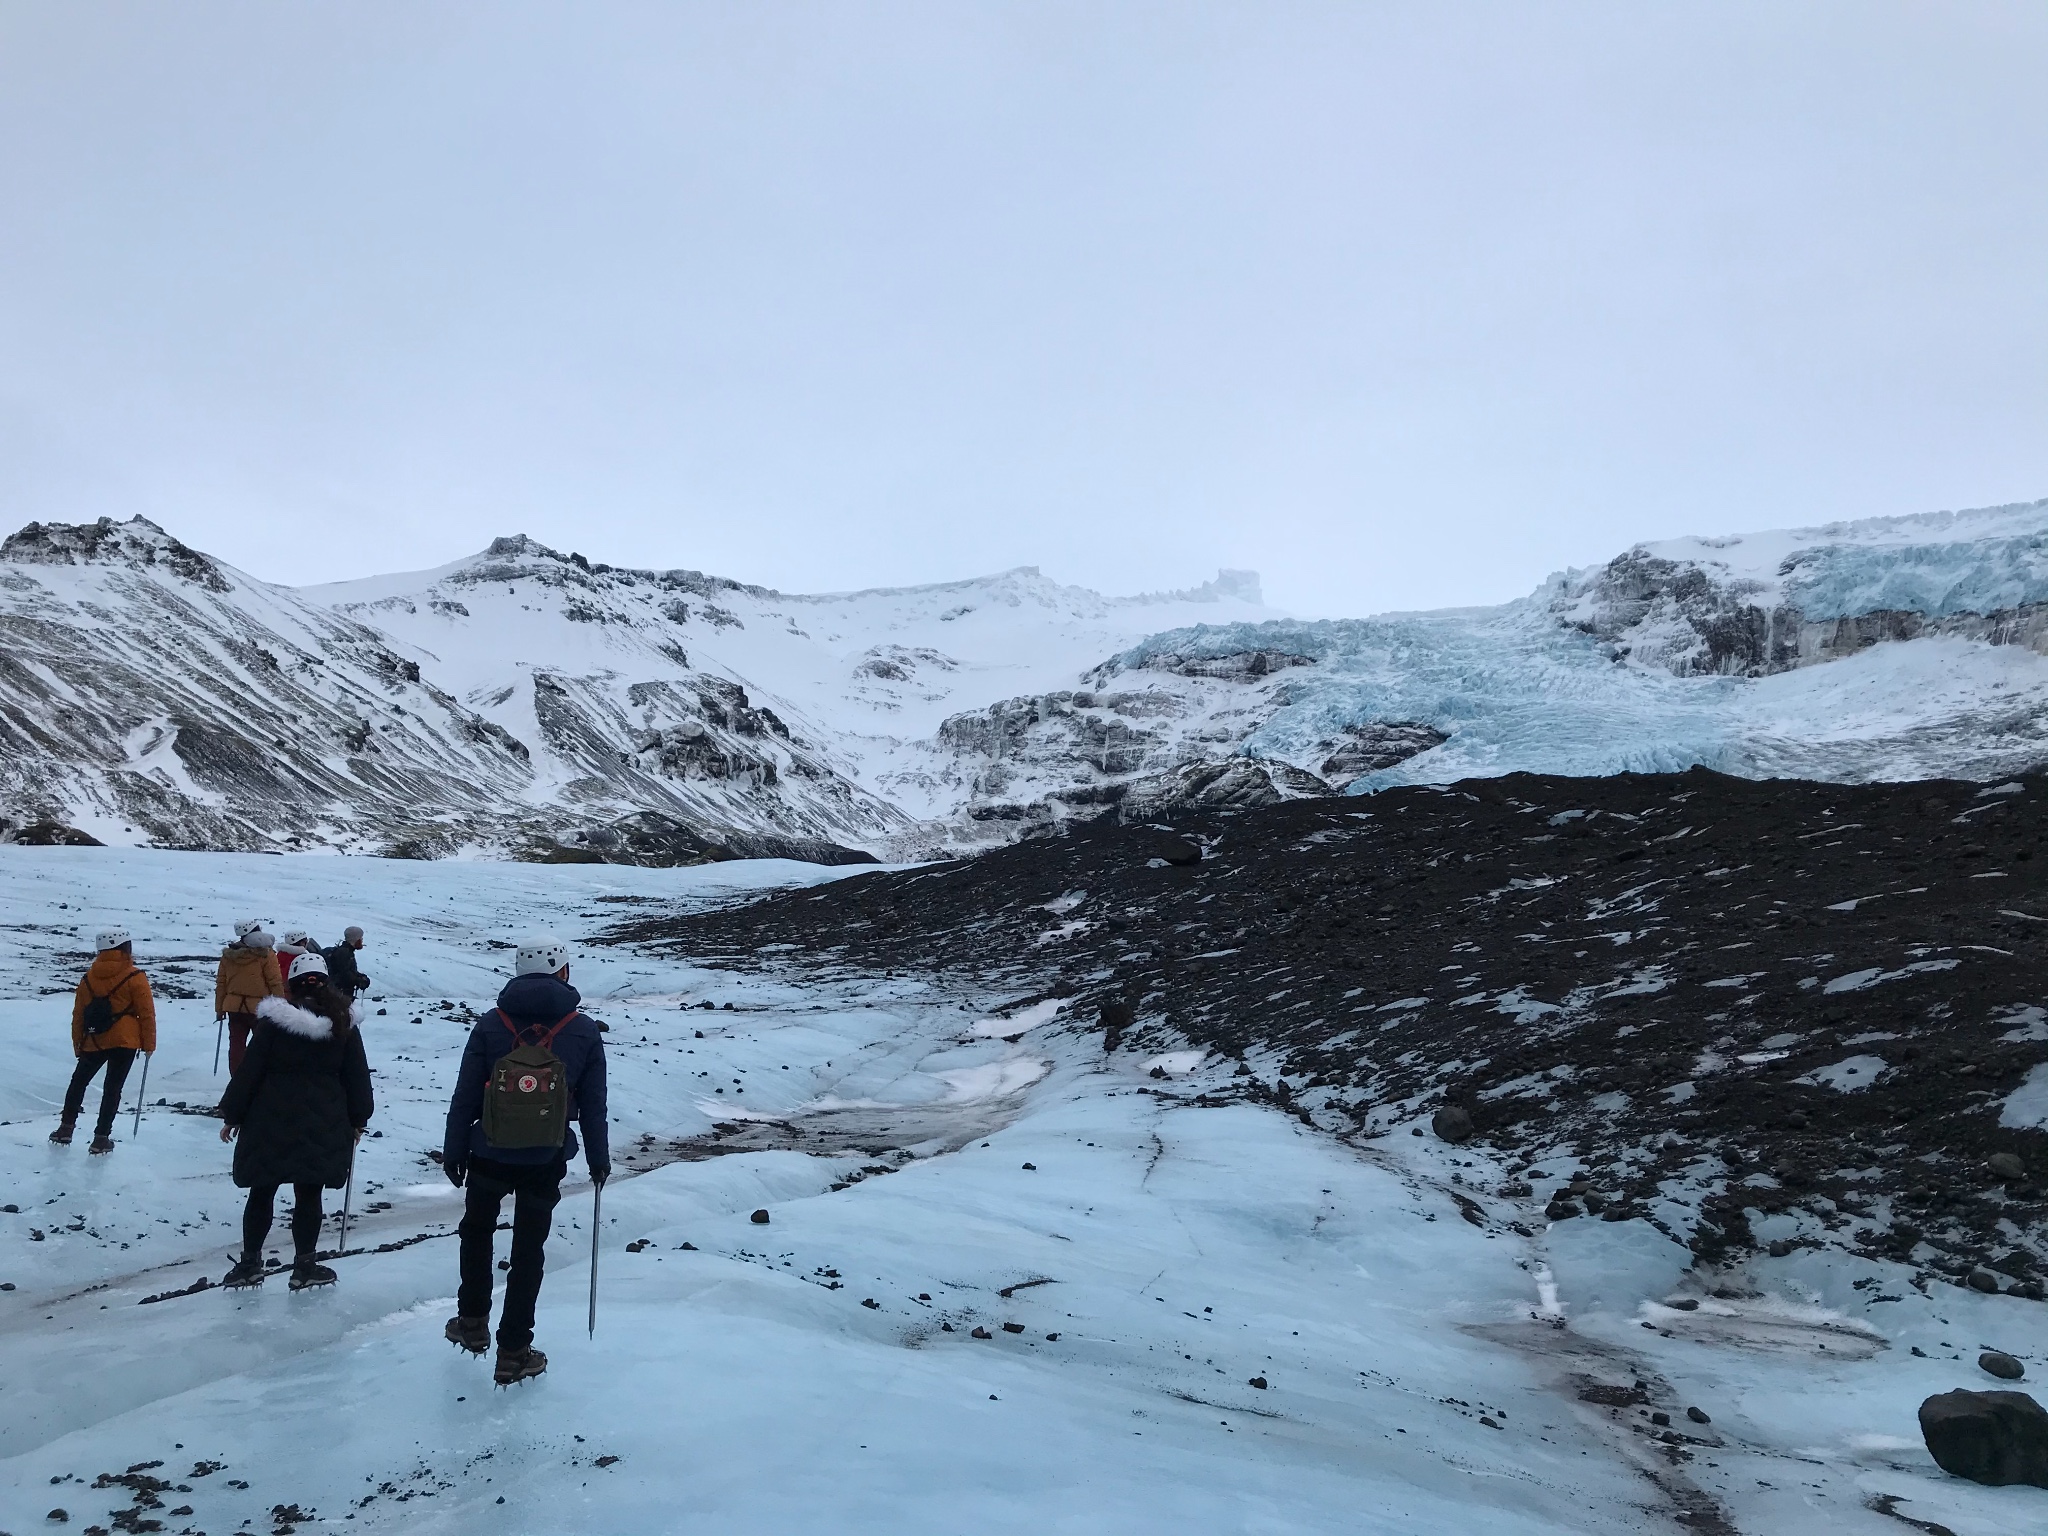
[1,515,231,592]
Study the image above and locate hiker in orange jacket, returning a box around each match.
[59,927,157,1154]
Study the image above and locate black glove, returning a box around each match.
[446,1162,466,1189]
[591,1164,610,1188]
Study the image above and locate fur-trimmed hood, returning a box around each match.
[255,994,363,1040]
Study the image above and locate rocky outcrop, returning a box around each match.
[1,516,230,593]
[1117,759,1328,821]
[1316,723,1449,786]
[1553,506,2048,678]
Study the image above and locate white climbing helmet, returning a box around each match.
[95,926,131,951]
[515,932,569,977]
[234,917,262,939]
[288,952,330,982]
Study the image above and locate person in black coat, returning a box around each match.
[322,926,371,996]
[216,953,374,1291]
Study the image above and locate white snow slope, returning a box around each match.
[2,851,2043,1534]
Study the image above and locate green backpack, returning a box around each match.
[482,1009,576,1150]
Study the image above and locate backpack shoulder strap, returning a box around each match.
[85,968,139,1003]
[538,1008,579,1048]
[497,1007,579,1050]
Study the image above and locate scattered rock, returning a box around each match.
[1768,1239,1794,1258]
[1431,1105,1474,1144]
[1001,1322,1025,1334]
[1981,1351,2027,1381]
[749,1209,770,1225]
[1248,1376,1268,1390]
[1919,1388,2048,1487]
[1544,1199,1582,1221]
[970,1326,992,1339]
[1155,837,1202,867]
[1578,1384,1643,1407]
[1990,1152,2028,1182]
[861,1298,879,1310]
[1969,1268,2003,1294]
[1021,1162,1036,1170]
[47,1511,68,1523]
[1686,1406,1711,1424]
[594,1455,620,1468]
[1650,1411,1671,1426]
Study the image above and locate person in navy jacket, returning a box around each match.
[441,932,609,1384]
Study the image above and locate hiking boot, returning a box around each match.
[49,1116,76,1145]
[444,1315,490,1355]
[494,1346,547,1386]
[88,1134,115,1155]
[222,1254,266,1289]
[288,1259,337,1291]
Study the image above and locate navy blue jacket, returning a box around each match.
[444,974,609,1175]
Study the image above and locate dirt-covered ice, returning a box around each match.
[0,847,2042,1533]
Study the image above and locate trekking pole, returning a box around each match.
[339,1145,356,1251]
[213,1017,224,1076]
[588,1178,603,1339]
[130,1052,151,1137]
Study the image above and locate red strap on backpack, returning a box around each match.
[497,1007,578,1050]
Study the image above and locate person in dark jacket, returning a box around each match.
[442,932,609,1385]
[216,953,374,1291]
[322,926,371,996]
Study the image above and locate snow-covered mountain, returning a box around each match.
[0,518,1273,858]
[5,498,2048,860]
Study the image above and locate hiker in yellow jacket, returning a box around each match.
[215,920,285,1073]
[58,927,157,1154]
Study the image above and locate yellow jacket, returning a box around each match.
[214,944,285,1017]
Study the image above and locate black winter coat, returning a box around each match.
[218,996,374,1189]
[322,943,369,994]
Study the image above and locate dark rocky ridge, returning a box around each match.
[612,768,2048,1294]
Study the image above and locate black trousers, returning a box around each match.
[457,1157,565,1353]
[62,1048,136,1134]
[244,1183,324,1260]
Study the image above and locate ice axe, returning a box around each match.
[588,1175,604,1339]
[339,1145,356,1251]
[213,1016,224,1076]
[130,1052,151,1137]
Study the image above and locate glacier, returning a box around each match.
[1091,498,2048,800]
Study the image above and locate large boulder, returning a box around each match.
[1431,1105,1475,1144]
[1918,1389,2048,1487]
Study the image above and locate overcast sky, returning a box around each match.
[2,4,2043,615]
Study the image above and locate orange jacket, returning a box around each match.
[215,944,285,1016]
[71,951,157,1055]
